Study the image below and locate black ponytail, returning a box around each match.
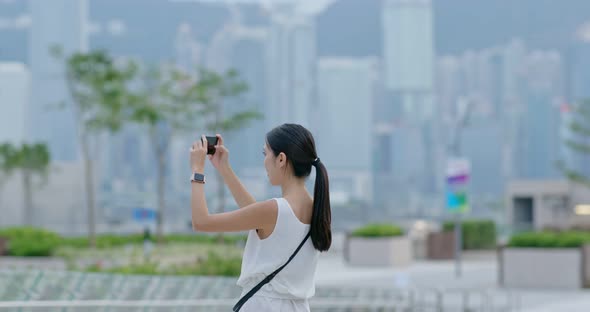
[266,123,332,252]
[311,160,332,252]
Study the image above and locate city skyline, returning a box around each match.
[0,0,589,231]
[3,3,590,311]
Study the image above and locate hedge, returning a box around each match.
[0,227,247,257]
[443,220,497,250]
[0,227,62,257]
[86,251,242,277]
[351,224,403,238]
[508,231,590,248]
[62,233,247,249]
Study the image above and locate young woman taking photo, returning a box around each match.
[189,123,331,311]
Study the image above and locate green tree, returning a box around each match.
[0,143,49,225]
[14,144,51,225]
[57,49,137,247]
[558,99,590,187]
[198,69,262,220]
[0,143,18,208]
[130,66,260,241]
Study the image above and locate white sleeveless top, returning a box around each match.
[236,197,319,299]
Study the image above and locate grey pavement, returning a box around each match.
[3,238,590,311]
[316,250,590,311]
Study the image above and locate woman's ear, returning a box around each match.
[278,152,287,168]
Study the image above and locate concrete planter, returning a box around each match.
[427,231,455,260]
[347,236,413,267]
[499,245,590,289]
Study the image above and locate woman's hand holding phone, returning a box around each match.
[208,134,230,172]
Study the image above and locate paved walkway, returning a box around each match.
[3,240,590,311]
[316,251,590,311]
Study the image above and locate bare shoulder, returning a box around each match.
[250,199,279,238]
[250,198,279,214]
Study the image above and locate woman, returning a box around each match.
[189,123,331,311]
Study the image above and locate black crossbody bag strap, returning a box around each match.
[233,231,312,311]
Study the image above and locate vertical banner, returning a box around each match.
[446,158,470,213]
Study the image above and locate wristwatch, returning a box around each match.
[190,172,206,184]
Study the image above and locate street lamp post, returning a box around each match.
[449,97,472,278]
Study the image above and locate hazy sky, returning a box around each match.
[170,0,337,15]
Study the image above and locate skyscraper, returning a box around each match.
[381,0,438,204]
[382,0,434,121]
[563,39,590,179]
[502,39,527,109]
[460,117,504,196]
[204,15,270,174]
[517,51,563,179]
[437,42,566,193]
[174,23,201,72]
[436,56,461,119]
[267,6,317,130]
[221,25,269,175]
[0,62,30,144]
[499,40,527,182]
[317,57,377,203]
[29,0,88,162]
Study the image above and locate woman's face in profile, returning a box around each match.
[263,144,273,183]
[263,143,282,186]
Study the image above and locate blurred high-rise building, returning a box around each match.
[437,51,507,198]
[517,51,563,179]
[0,62,30,144]
[502,39,528,109]
[174,23,202,72]
[188,12,270,203]
[435,40,568,202]
[563,38,590,180]
[380,0,438,208]
[267,6,317,130]
[205,16,269,180]
[103,126,152,193]
[460,117,504,196]
[498,40,527,182]
[317,57,377,204]
[225,26,269,175]
[436,56,461,120]
[498,48,564,182]
[29,0,88,162]
[382,0,434,121]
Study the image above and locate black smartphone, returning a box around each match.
[204,136,219,155]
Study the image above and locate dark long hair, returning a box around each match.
[266,123,331,252]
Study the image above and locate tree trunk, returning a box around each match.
[22,170,33,226]
[81,139,96,248]
[156,150,166,243]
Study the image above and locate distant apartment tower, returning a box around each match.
[382,0,434,121]
[174,23,201,72]
[267,7,317,130]
[563,39,590,180]
[317,57,377,203]
[381,0,438,201]
[518,51,563,179]
[29,0,88,161]
[0,63,30,144]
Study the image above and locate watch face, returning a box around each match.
[191,173,205,182]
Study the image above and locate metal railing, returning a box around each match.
[0,270,519,311]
